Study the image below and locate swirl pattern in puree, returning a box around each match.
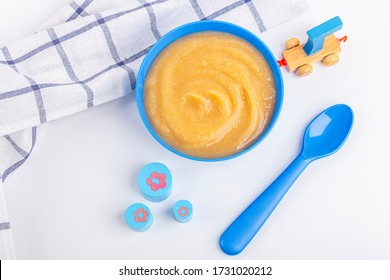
[144,32,276,159]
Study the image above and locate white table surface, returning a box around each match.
[1,0,390,260]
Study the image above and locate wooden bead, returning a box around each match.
[173,200,193,223]
[125,203,153,232]
[138,162,172,202]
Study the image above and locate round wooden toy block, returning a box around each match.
[125,203,153,232]
[138,162,172,202]
[173,200,193,223]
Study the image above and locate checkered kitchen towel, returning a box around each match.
[0,0,309,259]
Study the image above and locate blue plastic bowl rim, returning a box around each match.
[136,20,284,162]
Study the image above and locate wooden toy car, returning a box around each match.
[278,16,347,77]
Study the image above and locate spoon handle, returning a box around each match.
[219,153,311,255]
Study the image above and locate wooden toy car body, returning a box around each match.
[278,16,347,77]
[283,34,341,73]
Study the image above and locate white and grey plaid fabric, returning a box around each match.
[0,0,309,259]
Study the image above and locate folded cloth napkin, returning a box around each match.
[0,0,309,259]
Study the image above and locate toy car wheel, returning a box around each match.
[285,38,300,50]
[296,64,313,77]
[322,53,340,66]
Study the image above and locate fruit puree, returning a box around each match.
[144,32,276,158]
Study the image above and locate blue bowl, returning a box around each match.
[136,20,284,162]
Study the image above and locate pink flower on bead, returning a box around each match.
[178,206,189,217]
[134,208,148,223]
[146,172,167,191]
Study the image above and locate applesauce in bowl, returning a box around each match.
[136,21,283,161]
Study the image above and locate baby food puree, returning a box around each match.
[144,32,276,159]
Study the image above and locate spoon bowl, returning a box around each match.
[302,104,354,160]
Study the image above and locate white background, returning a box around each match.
[2,260,390,280]
[1,0,390,260]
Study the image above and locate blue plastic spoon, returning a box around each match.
[219,104,354,256]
